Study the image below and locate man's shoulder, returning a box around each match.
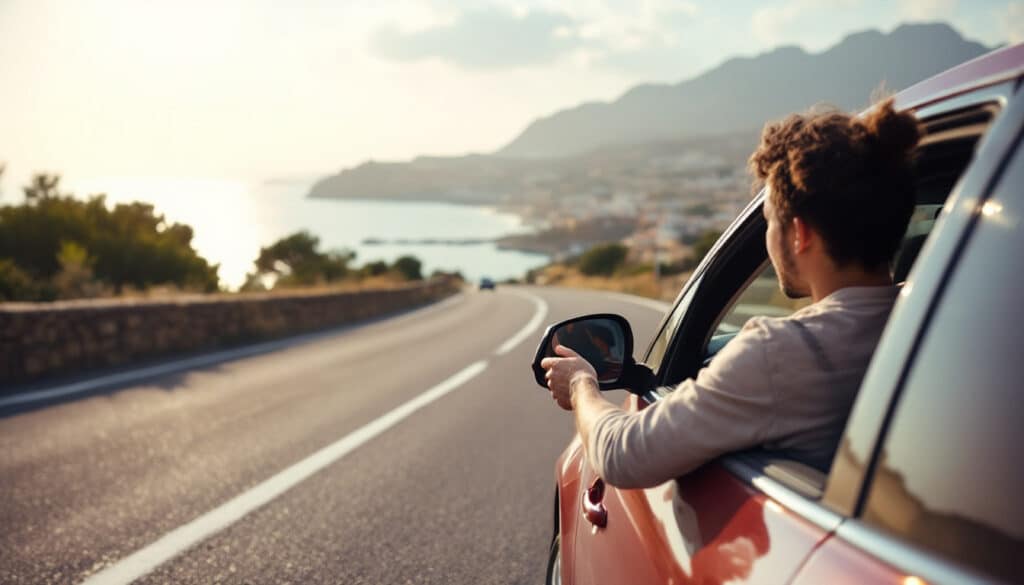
[736,306,845,358]
[749,287,898,331]
[738,312,805,341]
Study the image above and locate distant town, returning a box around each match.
[341,130,757,270]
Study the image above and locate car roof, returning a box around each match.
[896,42,1024,110]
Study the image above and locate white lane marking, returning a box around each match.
[599,291,671,314]
[493,289,548,356]
[0,293,466,409]
[79,359,489,585]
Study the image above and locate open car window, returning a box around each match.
[705,263,810,363]
[714,263,809,335]
[691,99,1003,499]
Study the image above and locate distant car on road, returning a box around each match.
[479,277,496,291]
[539,43,1024,585]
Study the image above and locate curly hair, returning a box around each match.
[749,98,920,269]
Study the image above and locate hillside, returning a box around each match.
[500,23,990,158]
[309,23,991,203]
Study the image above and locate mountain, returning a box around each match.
[310,23,992,202]
[499,23,990,158]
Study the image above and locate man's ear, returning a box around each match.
[791,216,814,254]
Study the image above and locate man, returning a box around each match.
[541,98,920,489]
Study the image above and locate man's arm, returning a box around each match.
[568,373,617,455]
[542,320,779,489]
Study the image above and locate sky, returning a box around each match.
[0,0,1022,194]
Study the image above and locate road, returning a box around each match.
[0,286,669,585]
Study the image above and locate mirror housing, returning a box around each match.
[531,313,656,395]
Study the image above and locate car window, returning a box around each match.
[713,263,809,337]
[695,102,1003,499]
[859,145,1024,583]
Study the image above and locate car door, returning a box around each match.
[570,200,839,585]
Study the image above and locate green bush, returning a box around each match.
[392,256,422,281]
[621,262,653,276]
[0,173,219,300]
[578,243,629,276]
[360,260,389,278]
[658,258,694,276]
[0,259,48,301]
[251,230,355,287]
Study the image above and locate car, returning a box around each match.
[479,277,496,290]
[538,43,1024,585]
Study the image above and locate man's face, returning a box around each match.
[764,194,808,299]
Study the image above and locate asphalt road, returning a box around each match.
[0,285,669,585]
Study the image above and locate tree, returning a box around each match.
[359,260,389,278]
[578,243,629,276]
[0,173,220,300]
[392,255,422,281]
[23,173,61,202]
[251,230,355,287]
[254,230,323,285]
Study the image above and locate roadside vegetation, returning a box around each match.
[240,229,432,292]
[0,170,438,302]
[524,230,722,302]
[0,173,219,301]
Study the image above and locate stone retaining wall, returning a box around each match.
[0,278,460,388]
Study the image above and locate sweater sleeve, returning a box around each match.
[586,318,778,489]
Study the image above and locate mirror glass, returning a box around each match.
[548,318,627,384]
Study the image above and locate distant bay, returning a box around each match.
[69,177,550,289]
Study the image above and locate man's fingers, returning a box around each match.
[540,357,559,369]
[554,344,581,358]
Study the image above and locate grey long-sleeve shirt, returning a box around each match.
[588,285,899,489]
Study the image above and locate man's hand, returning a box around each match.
[540,344,598,410]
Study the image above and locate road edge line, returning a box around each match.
[599,291,671,314]
[493,289,548,356]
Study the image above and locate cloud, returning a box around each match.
[368,1,704,75]
[899,0,957,20]
[1003,1,1024,44]
[370,7,588,69]
[751,0,863,48]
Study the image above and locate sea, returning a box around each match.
[66,177,550,290]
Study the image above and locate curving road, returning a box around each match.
[0,286,669,585]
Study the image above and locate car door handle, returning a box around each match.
[582,478,608,528]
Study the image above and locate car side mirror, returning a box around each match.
[531,313,656,395]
